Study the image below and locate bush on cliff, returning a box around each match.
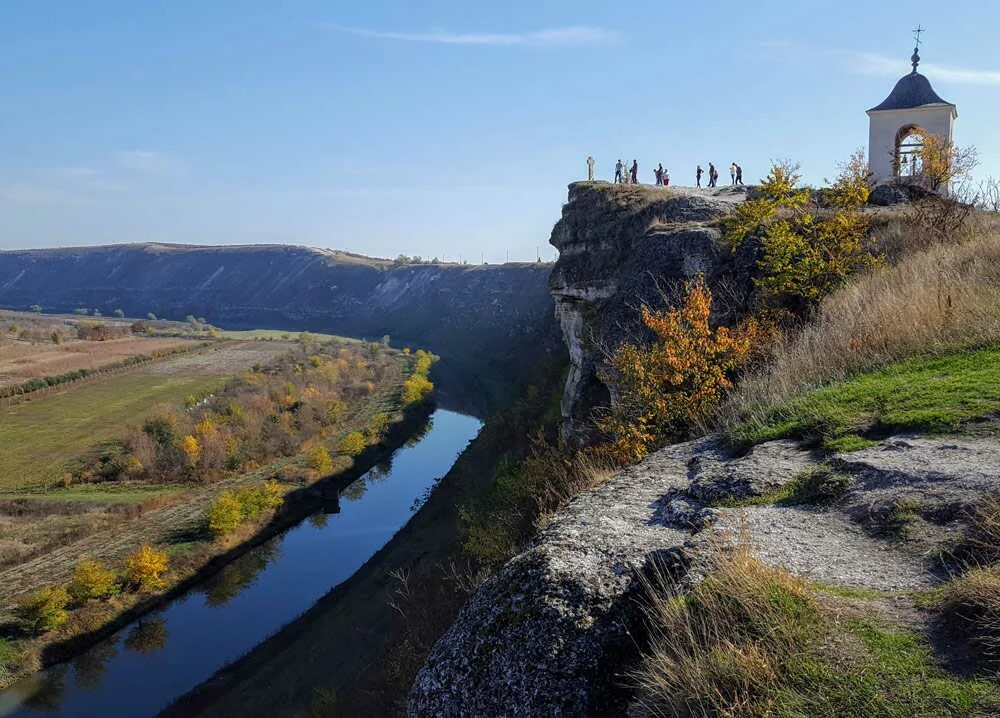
[598,279,764,463]
[723,153,879,319]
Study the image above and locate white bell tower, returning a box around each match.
[866,28,957,192]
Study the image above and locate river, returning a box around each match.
[0,409,482,718]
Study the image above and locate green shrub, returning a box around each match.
[235,481,284,521]
[16,586,70,634]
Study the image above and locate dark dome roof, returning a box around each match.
[869,71,954,112]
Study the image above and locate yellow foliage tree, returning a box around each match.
[310,446,334,475]
[402,373,434,405]
[917,134,978,193]
[599,280,762,463]
[205,490,243,537]
[123,544,169,591]
[723,157,878,312]
[67,558,118,604]
[195,416,218,439]
[338,431,367,457]
[180,434,201,467]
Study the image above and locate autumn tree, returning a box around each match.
[123,545,169,591]
[338,431,367,457]
[67,559,118,604]
[723,156,879,316]
[206,491,243,537]
[16,586,69,634]
[599,280,762,463]
[180,435,201,467]
[917,134,978,193]
[310,446,334,475]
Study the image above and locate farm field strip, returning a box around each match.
[0,341,296,491]
[0,367,407,603]
[0,336,200,388]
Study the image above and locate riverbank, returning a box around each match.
[0,345,422,692]
[1,402,465,717]
[163,355,567,717]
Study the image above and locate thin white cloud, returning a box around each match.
[35,166,127,192]
[325,24,620,47]
[0,183,72,206]
[117,150,186,176]
[837,50,1000,85]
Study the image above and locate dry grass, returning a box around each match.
[0,336,199,388]
[461,437,615,566]
[942,565,1000,664]
[717,220,1000,435]
[633,536,999,717]
[633,540,818,718]
[940,495,1000,664]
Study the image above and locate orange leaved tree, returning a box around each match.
[598,280,762,463]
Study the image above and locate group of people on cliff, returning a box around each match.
[586,156,744,188]
[696,162,743,187]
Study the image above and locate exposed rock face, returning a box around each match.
[410,440,700,717]
[410,434,1000,716]
[0,243,560,413]
[547,183,753,444]
[868,182,930,206]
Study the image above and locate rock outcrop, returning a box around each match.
[410,434,1000,716]
[547,183,752,444]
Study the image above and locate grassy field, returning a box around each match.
[728,345,1000,450]
[0,342,295,490]
[0,373,226,490]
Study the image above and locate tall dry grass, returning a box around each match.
[632,537,818,718]
[716,217,1000,435]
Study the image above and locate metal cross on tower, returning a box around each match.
[910,25,924,72]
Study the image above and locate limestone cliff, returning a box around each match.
[0,243,560,413]
[547,183,754,443]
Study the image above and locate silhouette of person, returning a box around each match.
[615,159,623,184]
[696,165,703,187]
[587,155,595,181]
[708,163,717,188]
[630,160,638,184]
[735,164,744,185]
[655,163,663,185]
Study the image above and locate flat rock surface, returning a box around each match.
[410,434,1000,717]
[725,505,936,590]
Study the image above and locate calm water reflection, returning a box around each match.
[0,409,481,717]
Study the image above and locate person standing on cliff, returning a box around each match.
[696,165,703,187]
[587,155,595,182]
[615,159,623,184]
[655,163,663,185]
[730,162,737,186]
[735,164,744,185]
[663,168,670,186]
[630,159,638,184]
[708,163,717,188]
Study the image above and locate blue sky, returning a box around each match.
[2,1,999,262]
